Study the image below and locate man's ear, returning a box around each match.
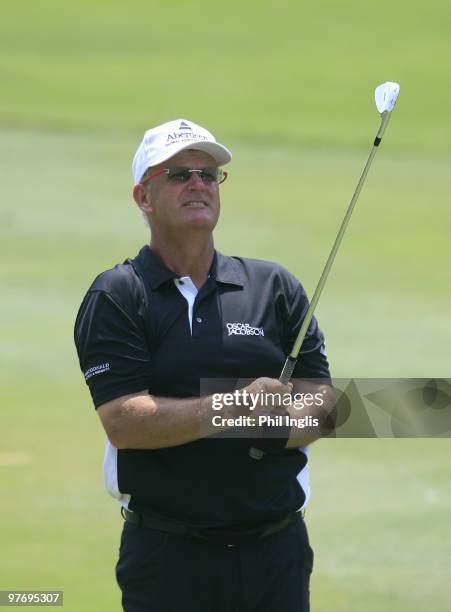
[133,184,153,214]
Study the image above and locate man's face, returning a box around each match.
[135,150,222,235]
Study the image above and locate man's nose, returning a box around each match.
[187,171,206,188]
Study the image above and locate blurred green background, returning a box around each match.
[1,1,450,610]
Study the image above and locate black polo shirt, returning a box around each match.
[74,245,330,529]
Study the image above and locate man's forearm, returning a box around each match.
[98,391,234,450]
[97,377,315,451]
[285,383,336,448]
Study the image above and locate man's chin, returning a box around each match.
[180,211,218,229]
[185,220,217,232]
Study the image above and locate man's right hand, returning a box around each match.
[231,377,293,417]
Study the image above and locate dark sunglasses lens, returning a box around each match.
[167,168,191,182]
[166,168,224,183]
[199,169,219,182]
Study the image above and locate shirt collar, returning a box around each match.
[210,251,244,287]
[132,246,244,290]
[133,246,178,289]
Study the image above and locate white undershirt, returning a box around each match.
[173,277,198,333]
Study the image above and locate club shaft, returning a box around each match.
[279,113,391,384]
[249,112,393,459]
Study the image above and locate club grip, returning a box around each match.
[279,356,297,385]
[249,447,265,460]
[248,356,298,460]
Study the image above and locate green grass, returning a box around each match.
[1,1,451,151]
[310,440,451,612]
[1,0,451,610]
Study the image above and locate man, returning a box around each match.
[74,118,335,612]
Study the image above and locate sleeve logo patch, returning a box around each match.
[84,363,110,381]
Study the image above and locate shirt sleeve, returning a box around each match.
[281,282,331,382]
[74,290,152,408]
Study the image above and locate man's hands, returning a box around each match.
[233,377,336,452]
[231,377,293,417]
[97,377,335,451]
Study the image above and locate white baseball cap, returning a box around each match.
[132,118,232,184]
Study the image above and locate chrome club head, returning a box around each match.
[375,82,400,113]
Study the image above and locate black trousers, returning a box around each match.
[116,517,313,612]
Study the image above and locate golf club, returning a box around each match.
[249,81,400,460]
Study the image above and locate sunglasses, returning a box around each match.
[141,167,228,186]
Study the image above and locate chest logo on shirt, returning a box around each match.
[226,323,265,337]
